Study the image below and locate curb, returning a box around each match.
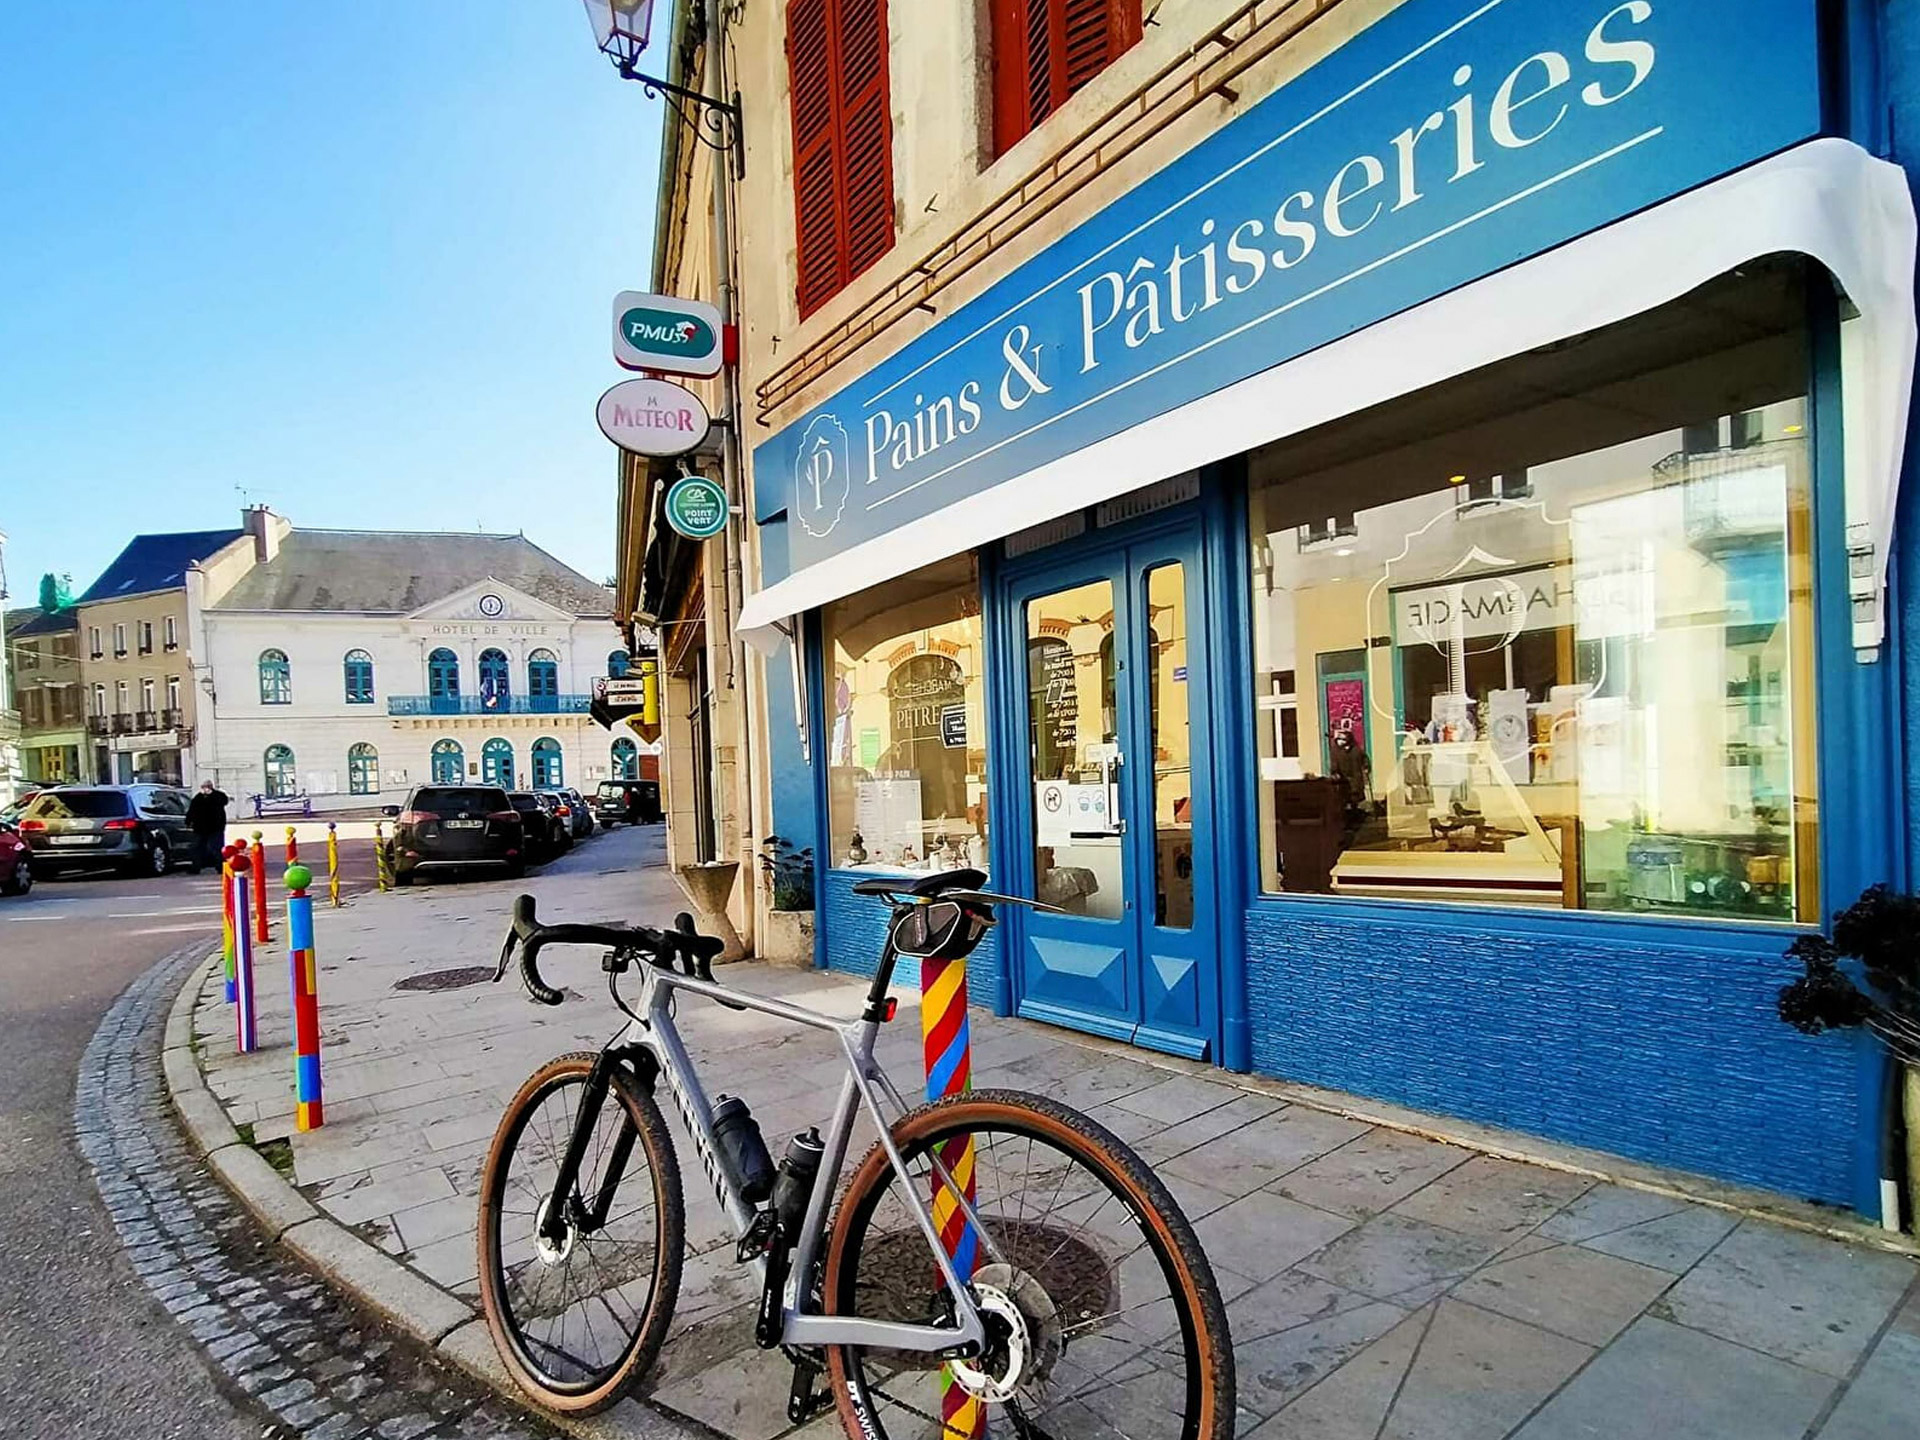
[161,954,711,1440]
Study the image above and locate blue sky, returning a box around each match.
[0,3,665,603]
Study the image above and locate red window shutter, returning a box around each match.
[993,0,1140,157]
[788,0,895,317]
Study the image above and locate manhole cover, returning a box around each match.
[393,966,495,993]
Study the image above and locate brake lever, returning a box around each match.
[493,927,518,983]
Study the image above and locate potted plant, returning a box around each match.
[1778,884,1920,1231]
[758,835,816,968]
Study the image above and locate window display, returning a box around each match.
[824,556,989,873]
[1248,263,1819,921]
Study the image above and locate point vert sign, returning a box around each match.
[664,475,729,539]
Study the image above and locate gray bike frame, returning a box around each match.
[609,958,991,1356]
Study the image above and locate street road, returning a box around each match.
[0,835,379,1438]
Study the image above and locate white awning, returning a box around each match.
[742,139,1915,656]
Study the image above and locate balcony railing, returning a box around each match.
[386,694,592,717]
[87,715,109,737]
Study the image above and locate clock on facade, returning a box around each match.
[478,593,505,618]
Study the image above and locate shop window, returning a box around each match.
[348,742,379,795]
[1247,262,1819,923]
[528,650,559,711]
[531,737,563,788]
[431,738,465,784]
[824,555,988,872]
[263,744,297,799]
[611,737,639,779]
[991,0,1141,157]
[482,737,514,788]
[787,0,894,317]
[259,649,291,705]
[344,649,375,704]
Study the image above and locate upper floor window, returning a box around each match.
[139,677,155,714]
[115,680,128,713]
[479,647,511,710]
[138,620,154,654]
[429,647,461,713]
[88,626,102,659]
[528,649,559,711]
[344,649,375,705]
[788,0,894,317]
[991,0,1140,156]
[91,683,106,715]
[165,675,181,712]
[259,649,292,705]
[163,615,178,650]
[112,623,127,656]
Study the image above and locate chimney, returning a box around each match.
[243,505,289,562]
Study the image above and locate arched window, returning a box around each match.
[611,737,638,780]
[264,744,297,798]
[343,649,374,705]
[348,742,379,795]
[482,737,514,787]
[430,738,464,784]
[428,648,460,713]
[259,649,291,705]
[528,649,559,712]
[531,737,563,788]
[608,649,632,678]
[479,648,511,710]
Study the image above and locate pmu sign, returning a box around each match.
[613,290,723,377]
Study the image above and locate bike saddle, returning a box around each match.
[850,868,987,899]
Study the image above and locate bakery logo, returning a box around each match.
[795,413,851,538]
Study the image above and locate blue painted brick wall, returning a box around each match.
[820,869,1002,999]
[1244,901,1865,1205]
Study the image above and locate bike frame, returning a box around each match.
[559,948,991,1357]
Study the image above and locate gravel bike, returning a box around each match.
[476,868,1234,1440]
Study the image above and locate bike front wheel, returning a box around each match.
[823,1090,1234,1440]
[477,1051,684,1414]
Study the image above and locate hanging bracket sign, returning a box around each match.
[663,474,730,539]
[613,290,723,377]
[596,377,713,458]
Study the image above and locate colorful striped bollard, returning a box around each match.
[285,863,324,1130]
[374,822,393,892]
[220,843,239,1003]
[231,852,259,1052]
[251,832,271,942]
[920,947,984,1440]
[326,823,341,907]
[285,825,299,865]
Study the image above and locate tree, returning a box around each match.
[37,573,73,612]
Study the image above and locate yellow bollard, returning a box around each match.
[285,824,299,865]
[326,822,341,907]
[373,821,394,892]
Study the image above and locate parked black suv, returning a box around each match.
[17,785,199,878]
[385,785,523,885]
[594,778,662,826]
[506,791,564,864]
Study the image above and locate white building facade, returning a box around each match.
[196,527,633,813]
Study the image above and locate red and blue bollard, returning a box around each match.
[920,945,983,1439]
[230,851,258,1052]
[285,863,324,1130]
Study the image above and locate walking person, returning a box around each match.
[186,781,230,873]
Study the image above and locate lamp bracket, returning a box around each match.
[618,63,743,171]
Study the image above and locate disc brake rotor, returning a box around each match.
[948,1263,1063,1402]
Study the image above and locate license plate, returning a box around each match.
[445,818,485,830]
[50,835,96,846]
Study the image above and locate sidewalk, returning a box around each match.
[186,826,1918,1440]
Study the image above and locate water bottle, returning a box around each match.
[772,1128,825,1238]
[711,1095,775,1205]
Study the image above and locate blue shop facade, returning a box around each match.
[741,0,1920,1217]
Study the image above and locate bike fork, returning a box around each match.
[543,1048,647,1244]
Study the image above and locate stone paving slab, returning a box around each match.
[188,825,1920,1440]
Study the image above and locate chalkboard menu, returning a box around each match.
[1029,638,1079,779]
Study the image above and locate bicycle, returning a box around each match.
[477,867,1234,1440]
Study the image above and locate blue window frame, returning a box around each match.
[344,649,374,705]
[429,648,460,713]
[481,737,514,788]
[611,737,638,779]
[348,742,379,795]
[259,649,291,706]
[528,649,559,712]
[479,648,511,711]
[430,738,464,784]
[264,743,296,798]
[531,737,563,788]
[608,649,632,678]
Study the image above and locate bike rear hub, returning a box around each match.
[948,1265,1062,1403]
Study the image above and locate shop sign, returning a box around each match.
[663,474,730,539]
[613,290,723,377]
[756,0,1822,570]
[939,704,967,749]
[597,377,712,458]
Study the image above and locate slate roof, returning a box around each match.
[75,529,247,605]
[210,531,614,617]
[6,605,78,638]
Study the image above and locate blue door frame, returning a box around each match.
[989,502,1228,1061]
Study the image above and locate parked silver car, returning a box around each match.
[16,784,200,878]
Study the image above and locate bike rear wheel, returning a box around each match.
[823,1090,1233,1440]
[477,1051,683,1414]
